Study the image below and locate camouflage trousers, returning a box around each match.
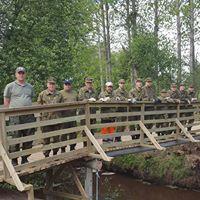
[9,115,36,158]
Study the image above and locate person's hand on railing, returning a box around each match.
[128,98,137,104]
[88,98,96,102]
[99,97,110,102]
[191,98,197,103]
[115,97,121,101]
[153,98,161,104]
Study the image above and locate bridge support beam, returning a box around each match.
[139,121,166,151]
[0,143,34,200]
[175,119,200,142]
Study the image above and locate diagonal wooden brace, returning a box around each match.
[84,126,113,162]
[175,119,200,142]
[139,121,166,151]
[0,143,25,191]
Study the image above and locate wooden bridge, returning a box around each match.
[0,101,200,200]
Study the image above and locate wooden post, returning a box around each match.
[85,167,93,200]
[0,113,10,179]
[140,104,145,145]
[26,185,34,200]
[175,104,180,140]
[85,102,91,150]
[44,169,54,200]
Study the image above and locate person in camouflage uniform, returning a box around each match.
[167,83,181,134]
[4,67,35,166]
[129,78,143,101]
[156,89,176,135]
[129,78,143,139]
[179,83,191,125]
[60,79,78,152]
[99,82,116,142]
[188,85,197,101]
[78,77,96,101]
[141,77,156,101]
[114,79,129,142]
[187,85,197,132]
[78,77,97,146]
[37,77,64,157]
[141,78,157,129]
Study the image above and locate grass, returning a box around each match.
[109,152,191,181]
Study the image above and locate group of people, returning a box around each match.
[3,67,198,166]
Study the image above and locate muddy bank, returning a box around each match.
[104,143,200,190]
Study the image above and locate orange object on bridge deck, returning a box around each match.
[101,127,116,134]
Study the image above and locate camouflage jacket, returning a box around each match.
[168,90,180,102]
[188,91,197,99]
[60,90,78,102]
[179,90,190,102]
[60,89,78,117]
[37,89,64,119]
[129,87,143,101]
[141,86,156,101]
[99,90,115,100]
[78,86,96,101]
[114,87,129,101]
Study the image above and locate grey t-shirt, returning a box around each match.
[4,81,35,108]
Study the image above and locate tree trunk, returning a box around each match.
[154,0,159,39]
[189,0,195,85]
[126,0,131,47]
[176,0,182,84]
[131,0,137,38]
[105,2,112,81]
[101,2,108,82]
[97,25,104,92]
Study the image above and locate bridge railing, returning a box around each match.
[88,102,200,150]
[0,101,200,180]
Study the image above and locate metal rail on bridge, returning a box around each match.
[0,101,200,199]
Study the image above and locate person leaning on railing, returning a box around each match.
[114,79,129,142]
[3,67,36,166]
[179,83,191,125]
[37,77,64,158]
[128,78,143,139]
[187,85,198,132]
[141,77,157,130]
[60,79,78,152]
[99,82,116,143]
[78,77,97,147]
[156,89,176,136]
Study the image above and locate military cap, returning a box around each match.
[64,79,72,85]
[85,77,93,83]
[171,83,177,88]
[105,81,113,87]
[16,67,26,73]
[119,79,125,84]
[135,78,142,82]
[47,77,56,84]
[160,89,167,93]
[145,77,152,82]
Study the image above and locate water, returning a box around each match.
[98,173,200,200]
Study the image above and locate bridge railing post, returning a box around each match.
[140,104,145,145]
[175,104,180,140]
[0,112,10,179]
[85,102,92,151]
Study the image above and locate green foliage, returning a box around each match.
[111,152,190,181]
[0,0,97,101]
